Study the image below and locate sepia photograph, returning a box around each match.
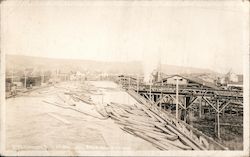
[0,0,249,156]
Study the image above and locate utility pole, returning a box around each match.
[176,78,179,120]
[150,81,152,102]
[184,96,187,122]
[160,79,163,110]
[199,98,202,118]
[129,76,131,89]
[137,74,139,93]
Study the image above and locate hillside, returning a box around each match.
[6,55,218,76]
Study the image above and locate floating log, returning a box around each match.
[126,115,158,124]
[120,126,135,136]
[105,106,112,115]
[115,121,156,131]
[122,125,163,136]
[124,124,178,141]
[125,109,150,117]
[122,117,156,128]
[108,104,128,116]
[165,124,201,150]
[160,138,192,150]
[130,130,171,150]
[73,95,93,105]
[140,107,160,122]
[154,124,177,136]
[109,107,122,118]
[95,105,109,118]
[143,131,178,141]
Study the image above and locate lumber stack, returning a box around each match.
[102,102,199,150]
[127,90,209,150]
[42,83,107,120]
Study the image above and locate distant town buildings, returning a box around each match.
[217,71,243,90]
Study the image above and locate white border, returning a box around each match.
[1,0,249,156]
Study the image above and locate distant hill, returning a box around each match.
[6,55,143,75]
[6,55,218,76]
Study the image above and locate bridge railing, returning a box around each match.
[122,83,243,99]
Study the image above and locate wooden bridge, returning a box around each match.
[114,75,243,143]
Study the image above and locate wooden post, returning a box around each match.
[202,100,205,114]
[217,99,221,139]
[128,77,130,89]
[176,79,179,120]
[184,97,187,122]
[150,83,152,102]
[199,97,202,118]
[160,80,163,110]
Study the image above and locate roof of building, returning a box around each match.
[227,81,243,85]
[160,74,219,90]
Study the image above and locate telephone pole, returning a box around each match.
[176,78,179,120]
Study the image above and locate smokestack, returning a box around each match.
[157,53,162,82]
[143,51,161,84]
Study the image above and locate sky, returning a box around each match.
[1,0,249,74]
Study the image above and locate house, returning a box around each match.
[227,74,243,90]
[69,71,85,81]
[226,72,238,83]
[217,72,243,90]
[76,71,85,81]
[5,76,22,91]
[161,75,188,85]
[21,76,42,87]
[118,74,144,85]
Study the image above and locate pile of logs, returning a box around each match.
[42,84,107,120]
[52,82,103,105]
[101,102,203,150]
[40,82,208,150]
[64,92,94,105]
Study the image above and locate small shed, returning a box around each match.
[159,74,219,90]
[162,75,188,85]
